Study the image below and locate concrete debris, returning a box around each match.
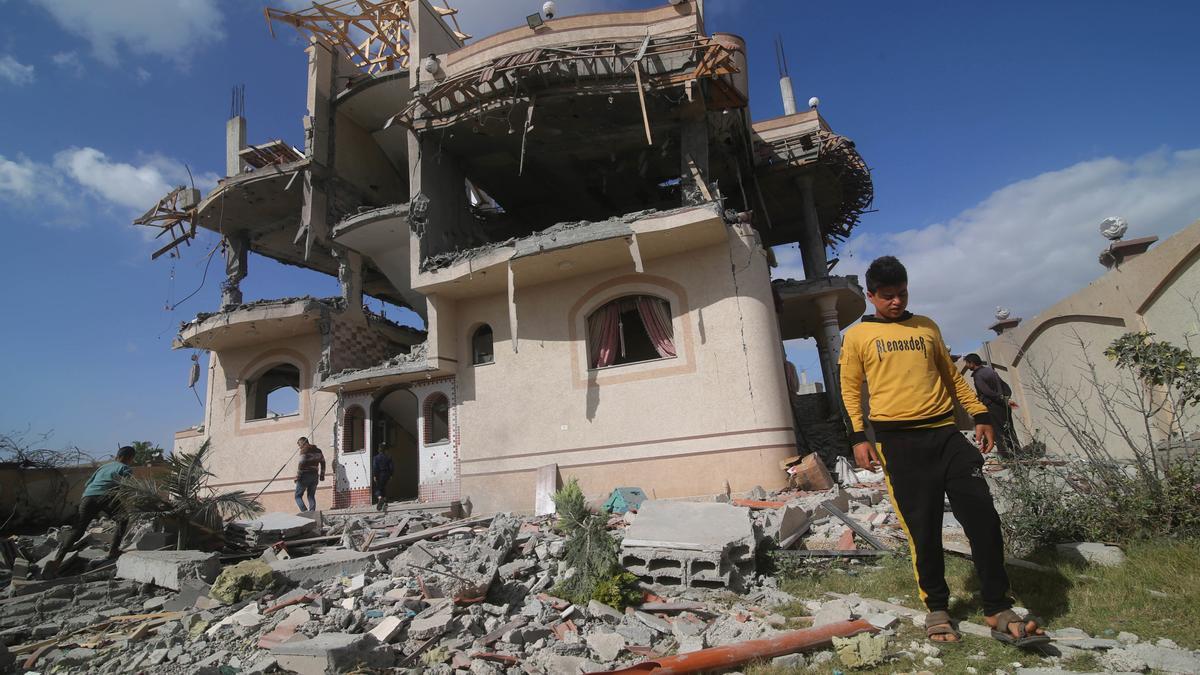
[1055,542,1127,567]
[209,559,276,604]
[1,486,1190,674]
[115,550,222,590]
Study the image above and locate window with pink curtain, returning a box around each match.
[587,294,675,368]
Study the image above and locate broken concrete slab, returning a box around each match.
[1101,642,1200,674]
[409,598,456,640]
[1056,542,1126,567]
[811,599,854,628]
[586,630,625,662]
[621,500,757,590]
[232,512,319,539]
[268,549,375,584]
[271,632,393,675]
[115,550,221,590]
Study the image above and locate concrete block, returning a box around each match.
[409,598,456,640]
[115,550,221,590]
[587,600,624,623]
[811,599,853,628]
[621,500,757,590]
[369,615,405,644]
[271,633,392,675]
[268,549,375,583]
[1056,542,1126,567]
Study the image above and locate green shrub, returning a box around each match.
[592,570,643,610]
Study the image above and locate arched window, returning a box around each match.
[342,406,365,452]
[586,295,675,369]
[245,363,300,421]
[472,324,494,365]
[423,393,450,445]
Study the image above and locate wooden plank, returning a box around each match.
[633,61,652,146]
[819,502,888,551]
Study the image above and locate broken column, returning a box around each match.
[620,500,758,591]
[221,230,249,309]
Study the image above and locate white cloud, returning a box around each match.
[775,147,1200,356]
[0,54,35,85]
[28,0,224,66]
[0,154,41,199]
[51,51,85,76]
[52,147,216,212]
[136,66,152,83]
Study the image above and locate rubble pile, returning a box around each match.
[3,474,1200,674]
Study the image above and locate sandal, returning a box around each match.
[924,610,962,643]
[988,609,1050,649]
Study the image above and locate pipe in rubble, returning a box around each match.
[587,619,876,675]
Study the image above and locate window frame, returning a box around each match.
[423,393,451,446]
[585,293,677,371]
[244,362,302,422]
[471,323,495,366]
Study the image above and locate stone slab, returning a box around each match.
[622,501,754,552]
[268,549,375,584]
[271,632,391,675]
[115,550,221,591]
[1056,542,1126,567]
[233,512,319,539]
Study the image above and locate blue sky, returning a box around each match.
[2,0,1199,456]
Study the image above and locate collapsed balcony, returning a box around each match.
[395,2,751,268]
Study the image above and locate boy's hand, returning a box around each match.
[852,442,879,470]
[975,424,996,453]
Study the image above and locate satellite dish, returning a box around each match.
[1100,216,1128,241]
[995,307,1011,321]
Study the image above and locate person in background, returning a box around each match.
[371,447,395,511]
[964,353,1019,456]
[294,437,326,512]
[50,445,135,572]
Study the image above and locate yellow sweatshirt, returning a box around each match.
[838,312,990,444]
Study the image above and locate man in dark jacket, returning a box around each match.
[964,354,1018,455]
[371,448,395,511]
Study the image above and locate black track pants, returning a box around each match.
[875,425,1013,615]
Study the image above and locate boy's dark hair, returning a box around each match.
[964,353,984,366]
[116,446,136,461]
[864,255,907,293]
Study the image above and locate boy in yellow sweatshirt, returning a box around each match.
[839,255,1046,647]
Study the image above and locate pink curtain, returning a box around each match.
[590,303,622,368]
[636,296,676,358]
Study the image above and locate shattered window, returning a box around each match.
[472,324,494,365]
[425,394,450,445]
[245,363,301,421]
[587,295,677,369]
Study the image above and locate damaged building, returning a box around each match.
[140,0,873,514]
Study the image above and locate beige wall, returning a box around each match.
[450,226,796,513]
[980,218,1200,460]
[182,332,338,512]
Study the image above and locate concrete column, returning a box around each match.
[798,174,841,402]
[305,40,333,165]
[814,292,843,405]
[779,76,797,116]
[226,116,246,177]
[679,102,709,205]
[798,175,827,280]
[221,231,249,309]
[334,246,364,318]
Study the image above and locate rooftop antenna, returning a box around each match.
[774,35,797,115]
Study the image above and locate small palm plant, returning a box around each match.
[114,440,263,550]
